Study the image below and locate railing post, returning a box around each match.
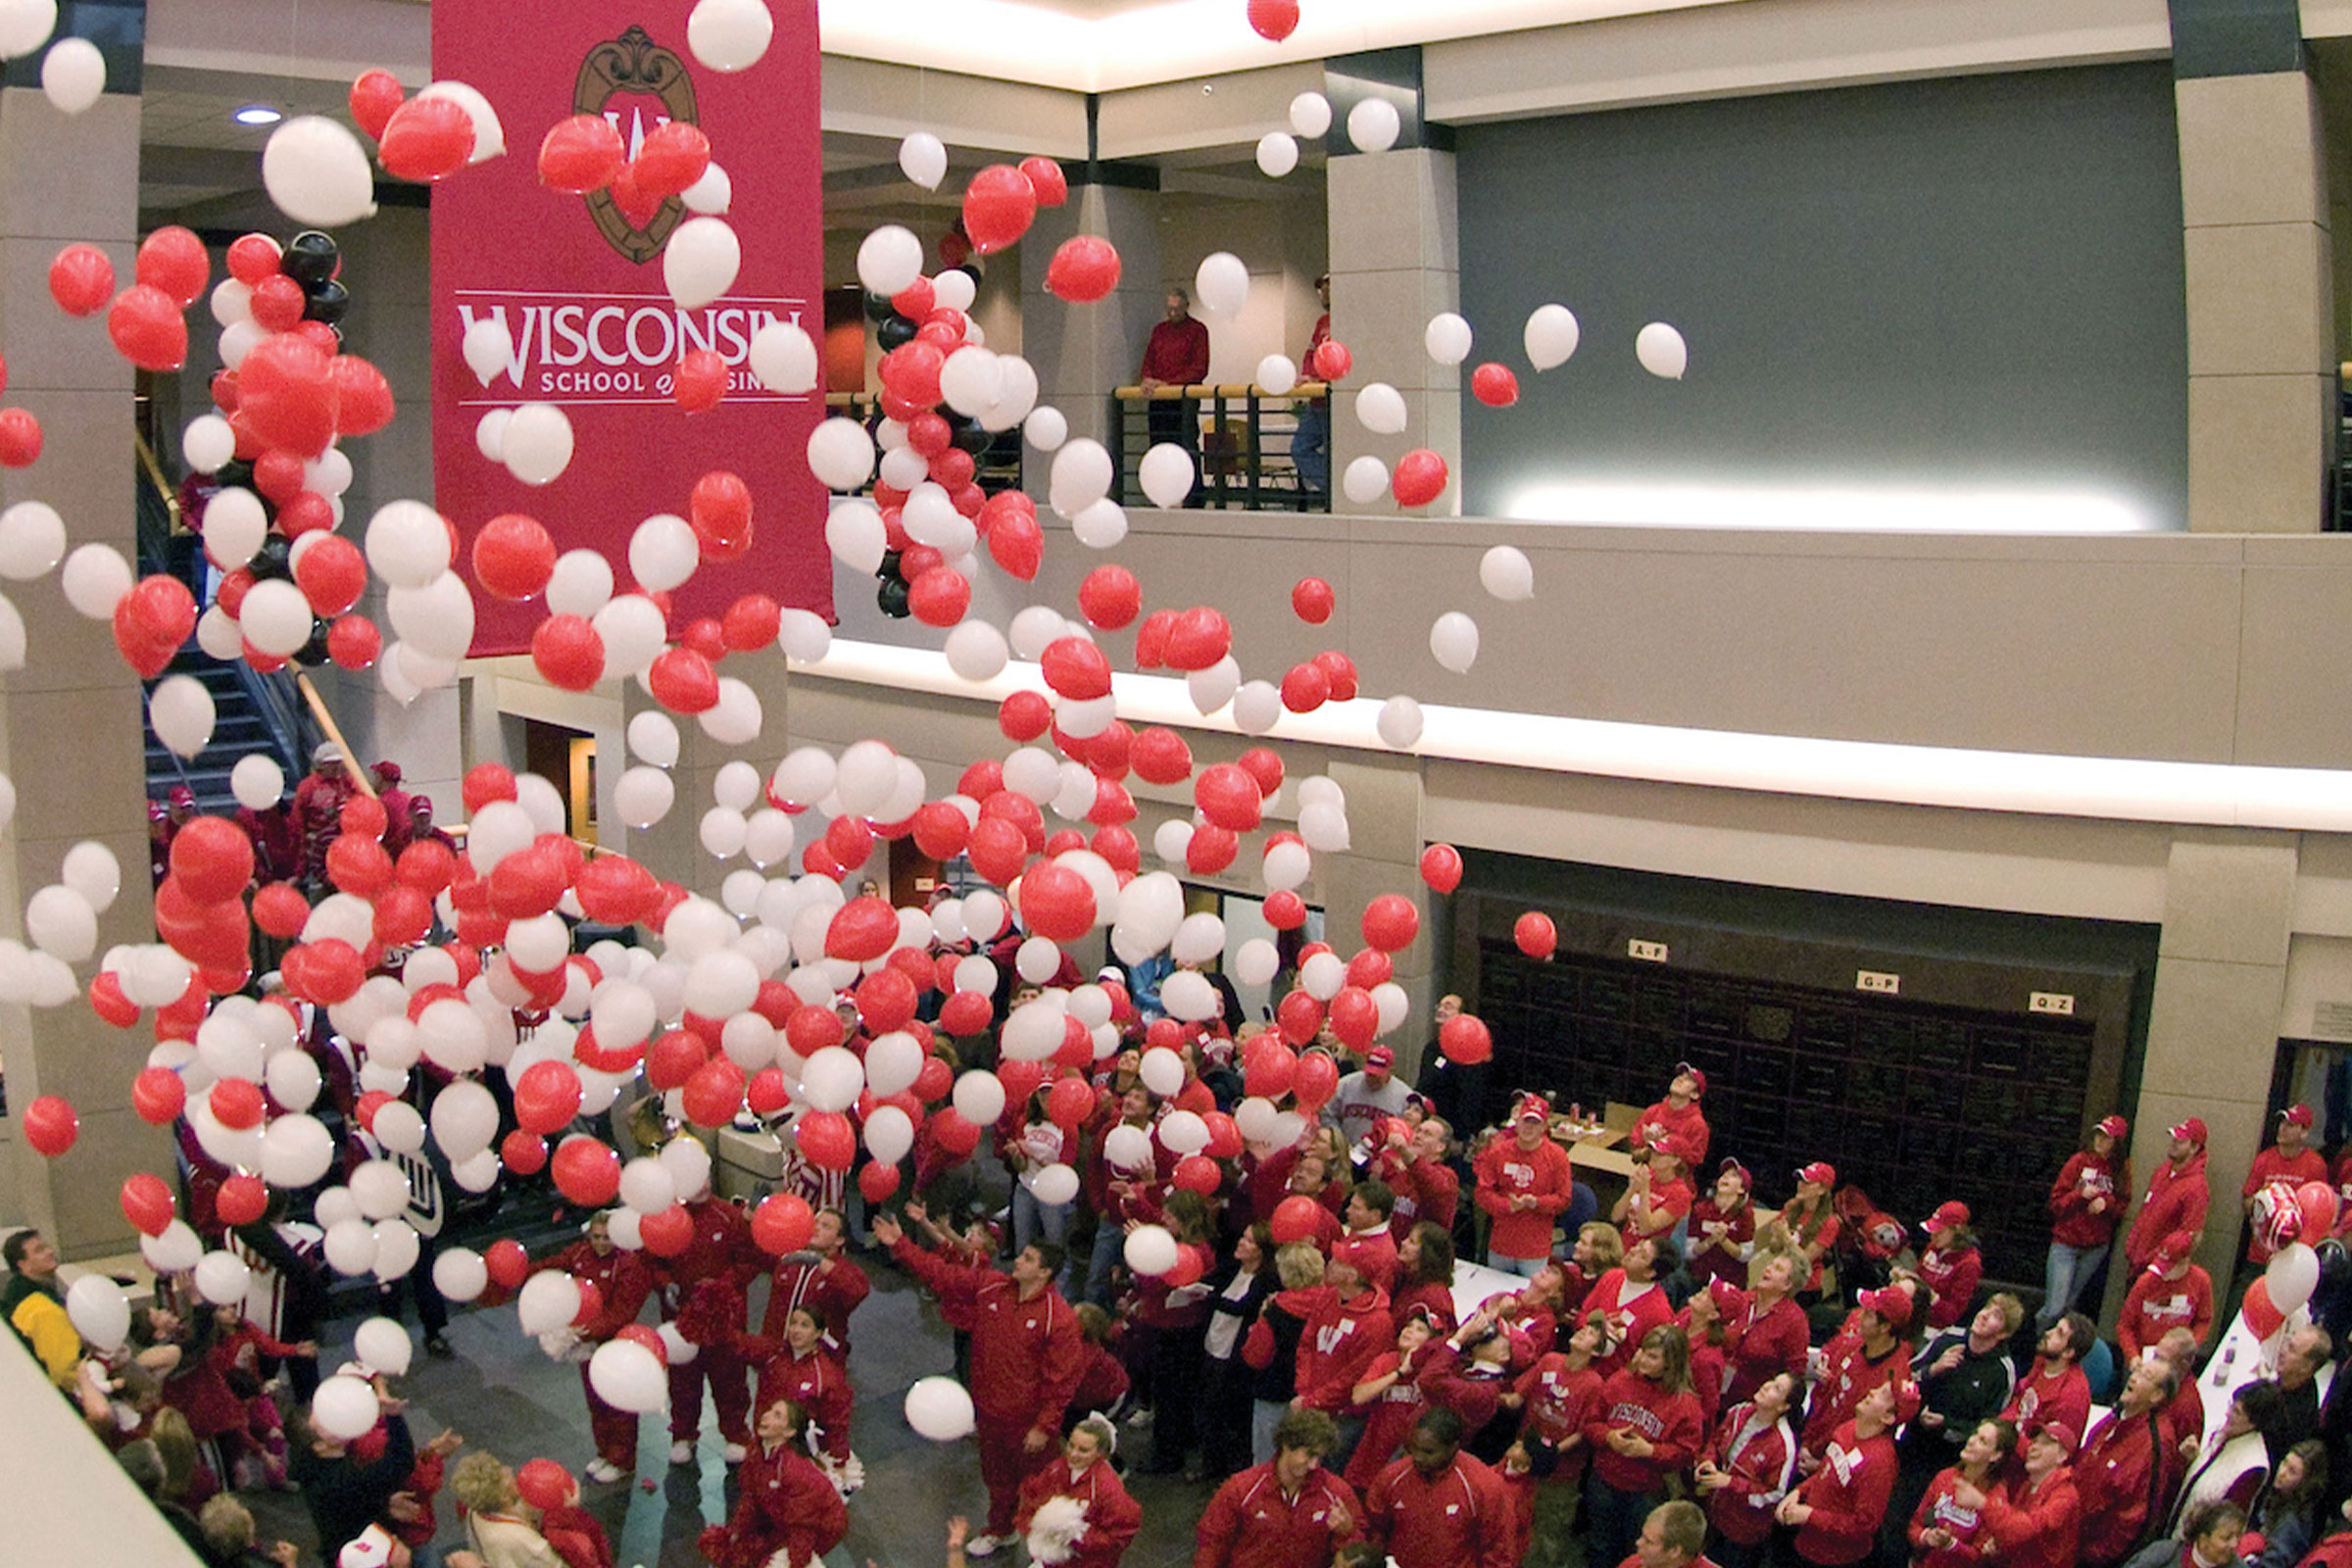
[1108,390,1128,507]
[1246,389,1263,510]
[1208,386,1228,510]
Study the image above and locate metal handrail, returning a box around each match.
[1111,382,1330,513]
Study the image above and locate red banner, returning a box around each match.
[432,1,830,656]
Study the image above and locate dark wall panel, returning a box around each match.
[1454,65,2189,528]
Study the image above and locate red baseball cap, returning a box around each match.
[1365,1046,1396,1072]
[2096,1114,2129,1140]
[1924,1200,1971,1233]
[1796,1161,1837,1188]
[2170,1117,2208,1147]
[1890,1381,1923,1426]
[1674,1061,1707,1096]
[2032,1419,2081,1455]
[1860,1285,1913,1327]
[1515,1094,1551,1122]
[2281,1103,2315,1129]
[2153,1230,2197,1271]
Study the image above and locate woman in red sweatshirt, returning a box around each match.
[1343,1317,1435,1493]
[1724,1249,1811,1407]
[1777,1376,1909,1567]
[727,1303,855,1473]
[1693,1370,1800,1568]
[1015,1413,1144,1568]
[1390,1222,1458,1336]
[1917,1201,1984,1333]
[1908,1417,2014,1568]
[1583,1323,1703,1568]
[1969,1420,2082,1568]
[2043,1115,2130,1329]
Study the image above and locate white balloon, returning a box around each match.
[1188,656,1240,716]
[808,419,875,492]
[546,549,613,616]
[148,674,215,759]
[40,36,102,116]
[1378,694,1424,749]
[689,0,775,71]
[0,501,64,579]
[262,1112,335,1188]
[266,1048,323,1113]
[1430,611,1481,674]
[630,513,700,594]
[1024,407,1068,452]
[184,414,237,474]
[433,1247,488,1303]
[1137,443,1197,510]
[663,217,740,311]
[474,407,512,462]
[1256,131,1298,177]
[953,1068,1007,1127]
[1354,383,1408,436]
[589,1340,668,1412]
[1015,935,1062,985]
[1027,1162,1080,1206]
[1480,545,1535,602]
[1373,981,1410,1036]
[898,130,948,190]
[228,753,286,812]
[1157,1108,1210,1155]
[1300,951,1347,1001]
[322,1218,379,1276]
[800,1045,865,1112]
[625,711,680,768]
[1261,840,1310,892]
[1342,457,1391,506]
[517,1271,581,1336]
[141,1219,204,1275]
[263,117,376,227]
[933,268,978,313]
[503,403,575,486]
[66,1275,129,1352]
[939,347,1003,417]
[906,1374,976,1440]
[1525,305,1581,371]
[1161,969,1219,1022]
[1140,1047,1186,1098]
[430,1078,501,1162]
[1298,801,1351,853]
[1233,938,1280,987]
[1637,321,1690,380]
[1049,440,1114,519]
[1348,97,1401,154]
[944,619,1008,682]
[683,162,732,216]
[1072,499,1128,550]
[1195,253,1249,319]
[1104,1122,1154,1172]
[311,1376,382,1443]
[749,320,817,394]
[24,884,94,962]
[1290,91,1333,138]
[354,1316,414,1377]
[659,1136,713,1200]
[857,226,924,297]
[1124,1224,1179,1277]
[60,543,132,618]
[463,317,514,387]
[614,766,675,829]
[236,578,313,658]
[1425,313,1473,367]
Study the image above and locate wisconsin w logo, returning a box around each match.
[575,24,699,265]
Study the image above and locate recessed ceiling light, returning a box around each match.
[232,105,282,126]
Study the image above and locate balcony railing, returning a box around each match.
[1111,383,1332,513]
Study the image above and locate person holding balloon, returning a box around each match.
[1014,1412,1143,1568]
[657,1168,763,1467]
[1137,289,1209,507]
[2245,1107,2330,1273]
[533,1212,655,1485]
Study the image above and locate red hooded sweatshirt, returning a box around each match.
[2125,1150,2209,1270]
[1584,1366,1702,1494]
[1791,1421,1898,1566]
[1193,1461,1362,1568]
[1296,1286,1395,1414]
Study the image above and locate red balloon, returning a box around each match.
[107,284,188,371]
[909,567,971,628]
[121,1172,175,1236]
[132,1066,186,1125]
[784,1004,845,1057]
[1439,1013,1494,1065]
[1280,661,1330,713]
[1041,636,1112,700]
[1393,449,1449,509]
[515,1458,572,1512]
[638,1206,692,1257]
[1021,156,1069,208]
[1472,363,1520,408]
[531,614,606,692]
[328,614,381,670]
[1245,1043,1297,1100]
[1419,844,1463,894]
[928,1107,983,1160]
[378,95,476,182]
[1000,690,1053,742]
[1248,0,1303,41]
[1020,861,1096,944]
[683,1057,747,1127]
[1345,949,1394,991]
[647,647,720,714]
[514,1058,584,1135]
[797,1110,857,1172]
[1078,565,1142,629]
[48,244,114,317]
[237,333,339,458]
[501,1131,550,1175]
[752,1192,816,1255]
[1131,727,1194,786]
[1195,763,1263,832]
[294,533,368,616]
[633,121,711,199]
[1328,987,1379,1052]
[1293,1049,1340,1108]
[472,514,558,601]
[912,801,973,861]
[250,273,306,334]
[940,990,995,1037]
[135,227,210,309]
[0,408,39,468]
[170,817,255,905]
[477,1238,528,1292]
[825,896,899,962]
[538,114,626,193]
[962,164,1039,255]
[282,938,365,1005]
[349,70,405,140]
[1291,577,1335,623]
[987,506,1043,581]
[1173,1153,1221,1196]
[1361,894,1419,954]
[550,1135,620,1206]
[1046,235,1122,303]
[690,470,754,562]
[1270,1194,1322,1245]
[574,855,659,925]
[858,1162,903,1203]
[331,355,396,437]
[674,348,727,415]
[2244,1276,2285,1341]
[251,882,310,940]
[1186,824,1238,876]
[22,1095,76,1156]
[211,1076,265,1130]
[1514,911,1557,959]
[721,593,780,653]
[216,1174,268,1228]
[2298,1179,2340,1244]
[1163,606,1233,671]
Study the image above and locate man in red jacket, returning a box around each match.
[874,1212,1086,1556]
[2243,1104,2329,1266]
[660,1180,762,1465]
[1138,288,1210,505]
[1778,1378,1910,1565]
[1620,1499,1720,1568]
[757,1205,870,1359]
[1801,1287,1912,1464]
[1296,1254,1394,1466]
[2117,1229,2215,1360]
[2001,1312,2093,1454]
[1630,1064,1711,1168]
[1194,1406,1362,1568]
[2126,1118,2211,1272]
[1476,1095,1577,1276]
[2075,1356,2175,1567]
[1365,1407,1517,1568]
[1335,1181,1402,1296]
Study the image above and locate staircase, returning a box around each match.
[135,453,318,813]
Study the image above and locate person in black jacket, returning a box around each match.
[1200,1221,1279,1481]
[287,1405,416,1560]
[1888,1294,2024,1564]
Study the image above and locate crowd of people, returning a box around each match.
[151,746,452,895]
[22,953,2352,1568]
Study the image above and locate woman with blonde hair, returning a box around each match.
[1014,1412,1143,1568]
[450,1451,562,1568]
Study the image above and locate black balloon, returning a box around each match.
[294,619,332,667]
[877,577,911,618]
[862,290,900,323]
[302,278,350,326]
[877,549,903,582]
[949,416,992,456]
[281,230,340,288]
[876,315,916,352]
[214,459,255,493]
[251,534,293,581]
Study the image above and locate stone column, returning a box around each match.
[2174,52,2333,530]
[1323,50,1460,516]
[0,77,169,1258]
[2132,829,2296,1294]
